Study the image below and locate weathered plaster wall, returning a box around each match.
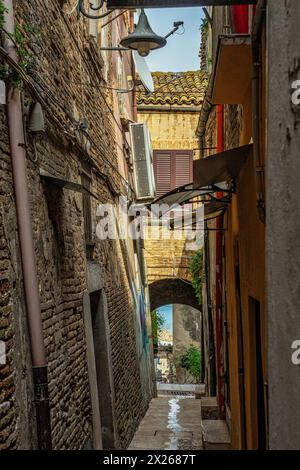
[173,305,201,383]
[267,0,300,450]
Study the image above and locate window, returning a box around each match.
[153,150,193,198]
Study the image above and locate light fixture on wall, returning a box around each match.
[78,3,184,57]
[100,10,184,57]
[119,9,166,57]
[120,10,184,57]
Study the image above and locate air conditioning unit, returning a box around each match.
[130,123,156,201]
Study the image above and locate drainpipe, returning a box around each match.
[215,104,225,419]
[3,0,52,449]
[204,230,217,396]
[252,0,266,224]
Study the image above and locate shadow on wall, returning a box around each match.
[149,278,201,312]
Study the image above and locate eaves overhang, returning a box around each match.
[212,34,252,105]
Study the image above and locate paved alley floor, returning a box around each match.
[129,397,203,450]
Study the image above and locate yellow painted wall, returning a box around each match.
[224,93,266,450]
[204,62,266,450]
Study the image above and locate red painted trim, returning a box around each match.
[231,5,249,34]
[215,105,226,419]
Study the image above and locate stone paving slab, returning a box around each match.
[129,397,203,450]
[201,419,231,450]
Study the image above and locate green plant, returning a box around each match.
[0,0,7,29]
[0,7,35,88]
[200,17,209,32]
[151,309,164,354]
[178,345,202,383]
[189,249,203,305]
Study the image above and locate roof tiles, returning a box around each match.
[137,70,208,106]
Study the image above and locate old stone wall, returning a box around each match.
[173,305,201,384]
[0,0,149,450]
[139,111,200,153]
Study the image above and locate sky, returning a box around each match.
[138,7,204,72]
[157,304,173,333]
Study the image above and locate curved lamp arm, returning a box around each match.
[90,0,105,11]
[78,0,113,19]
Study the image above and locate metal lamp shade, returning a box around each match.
[120,9,166,56]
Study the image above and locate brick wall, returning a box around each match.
[0,0,150,450]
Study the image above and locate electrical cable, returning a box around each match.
[66,0,80,16]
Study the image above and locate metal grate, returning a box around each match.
[157,390,195,397]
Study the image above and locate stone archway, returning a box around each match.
[149,278,201,312]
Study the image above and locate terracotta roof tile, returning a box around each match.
[137,70,208,106]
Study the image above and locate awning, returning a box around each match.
[193,144,252,188]
[150,183,220,211]
[212,35,252,105]
[150,144,252,215]
[170,201,228,230]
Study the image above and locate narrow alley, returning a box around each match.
[129,388,230,451]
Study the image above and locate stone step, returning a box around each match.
[200,397,219,420]
[201,420,231,450]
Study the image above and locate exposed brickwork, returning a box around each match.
[144,230,192,286]
[0,0,149,450]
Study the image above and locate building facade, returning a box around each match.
[196,0,294,450]
[0,0,153,450]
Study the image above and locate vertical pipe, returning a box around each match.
[3,0,52,449]
[215,104,225,419]
[204,229,217,396]
[252,0,266,225]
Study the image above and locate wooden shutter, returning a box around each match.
[153,151,172,198]
[153,150,193,197]
[174,151,193,188]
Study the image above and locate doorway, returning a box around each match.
[249,297,267,450]
[89,290,116,449]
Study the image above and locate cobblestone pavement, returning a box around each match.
[128,397,203,450]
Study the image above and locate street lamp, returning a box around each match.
[120,9,167,57]
[78,3,184,57]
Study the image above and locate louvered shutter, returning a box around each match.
[153,150,193,198]
[174,151,193,187]
[153,151,172,198]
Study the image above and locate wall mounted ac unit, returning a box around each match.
[130,123,156,201]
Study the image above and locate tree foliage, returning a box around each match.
[189,249,203,305]
[178,345,202,383]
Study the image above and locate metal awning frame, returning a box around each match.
[149,182,234,206]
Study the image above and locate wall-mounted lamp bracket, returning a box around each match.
[164,21,184,39]
[77,0,113,19]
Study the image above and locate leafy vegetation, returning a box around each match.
[178,345,202,383]
[200,17,209,32]
[151,309,164,354]
[0,2,36,88]
[0,0,7,29]
[189,249,204,305]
